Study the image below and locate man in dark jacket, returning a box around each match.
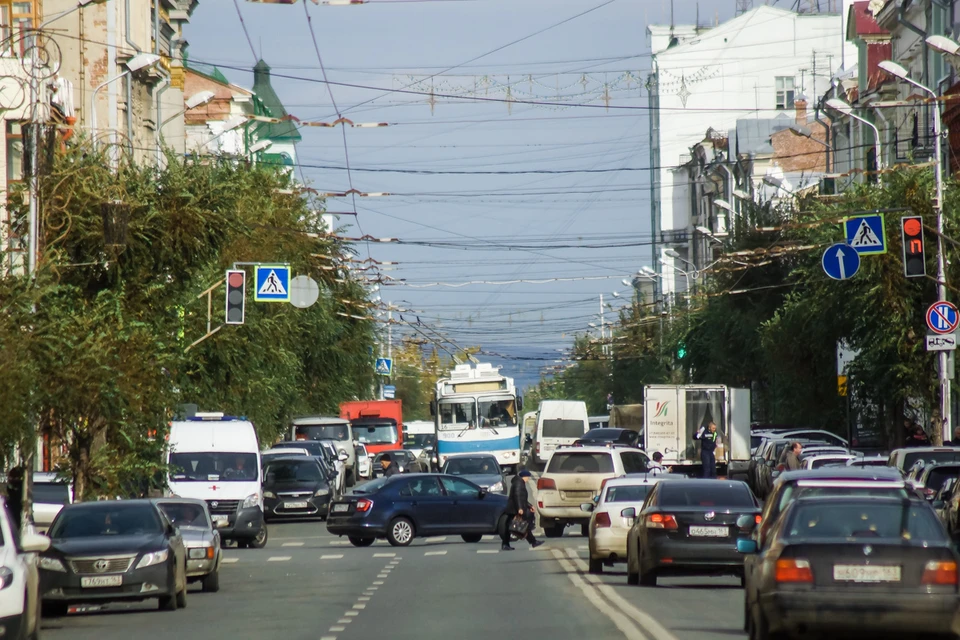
[500,469,542,551]
[381,453,401,477]
[696,422,719,478]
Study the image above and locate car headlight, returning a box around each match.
[490,481,504,492]
[0,567,13,590]
[39,557,66,573]
[263,491,277,499]
[242,493,259,509]
[188,546,214,560]
[314,488,330,497]
[136,549,169,569]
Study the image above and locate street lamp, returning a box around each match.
[90,53,162,146]
[880,56,950,439]
[789,123,832,149]
[695,226,723,244]
[824,98,882,170]
[247,139,272,157]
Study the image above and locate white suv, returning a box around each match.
[0,499,51,639]
[535,445,651,538]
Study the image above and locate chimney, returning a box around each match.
[794,98,808,125]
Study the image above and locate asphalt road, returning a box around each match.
[42,518,747,640]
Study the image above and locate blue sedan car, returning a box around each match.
[326,473,510,547]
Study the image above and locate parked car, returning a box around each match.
[262,457,333,521]
[440,454,506,493]
[800,454,854,470]
[326,474,509,547]
[913,462,960,501]
[0,496,49,638]
[752,439,831,499]
[625,479,760,587]
[39,499,188,614]
[582,475,678,574]
[573,428,640,448]
[153,498,222,593]
[741,496,960,639]
[846,455,889,468]
[355,443,371,480]
[32,472,72,534]
[887,446,960,474]
[261,447,310,470]
[537,445,652,538]
[372,450,426,477]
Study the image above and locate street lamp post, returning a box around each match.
[90,53,161,155]
[824,98,883,172]
[879,58,949,439]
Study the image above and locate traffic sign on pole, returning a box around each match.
[375,358,393,376]
[254,265,290,302]
[383,385,396,399]
[822,243,861,280]
[927,301,960,335]
[844,214,887,255]
[927,334,958,351]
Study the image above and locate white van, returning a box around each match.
[291,416,356,486]
[403,420,437,471]
[167,413,266,548]
[532,400,589,466]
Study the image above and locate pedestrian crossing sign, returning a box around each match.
[843,214,887,255]
[254,265,291,302]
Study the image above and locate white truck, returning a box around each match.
[643,385,751,478]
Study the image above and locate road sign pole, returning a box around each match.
[932,100,951,441]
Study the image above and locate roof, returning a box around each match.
[847,1,889,39]
[777,467,903,481]
[252,59,301,142]
[185,59,231,86]
[733,115,793,156]
[292,416,350,426]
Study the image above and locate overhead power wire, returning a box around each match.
[231,0,259,64]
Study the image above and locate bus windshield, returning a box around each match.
[439,401,476,429]
[477,399,517,428]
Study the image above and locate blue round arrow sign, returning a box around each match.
[822,243,861,280]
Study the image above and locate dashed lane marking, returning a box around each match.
[424,550,447,556]
[281,542,304,547]
[477,550,499,554]
[425,536,447,543]
[373,581,385,585]
[337,619,351,624]
[222,558,239,564]
[330,541,350,546]
[345,611,359,617]
[353,604,367,610]
[321,554,344,559]
[373,553,396,557]
[358,596,371,601]
[321,636,337,640]
[330,627,345,632]
[377,573,388,578]
[267,556,291,562]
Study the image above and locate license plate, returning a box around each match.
[80,575,122,588]
[284,501,308,509]
[689,526,728,537]
[211,515,229,527]
[833,564,901,583]
[563,491,593,499]
[333,503,350,513]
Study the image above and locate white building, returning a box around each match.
[647,5,854,299]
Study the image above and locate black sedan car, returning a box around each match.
[626,479,760,587]
[263,457,333,521]
[372,450,426,477]
[39,500,188,615]
[742,496,960,639]
[574,428,640,448]
[327,473,509,547]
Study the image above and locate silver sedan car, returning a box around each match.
[153,498,222,592]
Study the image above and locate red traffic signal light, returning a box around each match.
[225,270,246,325]
[901,216,925,278]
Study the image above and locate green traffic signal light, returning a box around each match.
[677,342,687,359]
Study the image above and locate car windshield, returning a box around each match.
[778,485,910,512]
[605,485,653,502]
[294,424,350,441]
[902,450,960,470]
[583,429,623,441]
[542,419,586,439]
[355,423,398,445]
[51,505,163,538]
[156,502,210,528]
[443,457,501,476]
[277,441,325,456]
[404,433,436,449]
[924,467,960,491]
[477,399,517,428]
[439,401,476,429]
[170,452,258,482]
[34,482,70,505]
[786,502,945,541]
[546,452,614,474]
[810,458,850,469]
[659,483,755,508]
[266,460,324,482]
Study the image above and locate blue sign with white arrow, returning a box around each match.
[822,243,861,280]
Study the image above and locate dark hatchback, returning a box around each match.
[742,496,960,639]
[573,428,640,448]
[327,474,509,547]
[39,500,188,615]
[262,457,333,521]
[626,479,760,586]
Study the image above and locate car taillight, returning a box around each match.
[645,513,678,530]
[922,561,958,585]
[595,512,611,528]
[356,499,373,512]
[755,515,762,525]
[775,558,813,583]
[535,442,540,454]
[538,478,556,490]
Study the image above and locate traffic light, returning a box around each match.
[677,341,687,360]
[225,269,246,325]
[901,216,925,278]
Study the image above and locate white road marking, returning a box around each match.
[281,542,304,547]
[373,581,385,585]
[477,550,499,554]
[267,556,291,562]
[337,619,351,624]
[358,596,371,601]
[424,550,447,556]
[353,604,367,610]
[578,545,589,550]
[373,552,396,558]
[321,636,337,640]
[321,554,344,560]
[366,586,378,591]
[330,627,345,632]
[425,536,447,543]
[222,558,239,564]
[345,611,359,617]
[377,573,388,578]
[330,541,351,546]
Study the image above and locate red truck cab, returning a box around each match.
[339,400,403,456]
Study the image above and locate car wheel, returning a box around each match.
[544,524,564,538]
[175,578,187,609]
[249,524,268,549]
[743,597,751,633]
[639,565,657,587]
[588,558,603,574]
[345,469,355,487]
[580,523,589,537]
[201,569,220,593]
[752,608,783,640]
[461,534,483,543]
[158,591,177,611]
[42,601,68,618]
[387,517,415,547]
[349,536,375,547]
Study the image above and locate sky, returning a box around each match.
[183,0,751,389]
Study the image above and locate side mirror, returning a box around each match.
[430,400,437,417]
[736,538,758,554]
[517,396,524,412]
[580,503,594,513]
[21,532,50,554]
[338,451,349,462]
[933,500,946,509]
[620,507,636,519]
[478,489,487,499]
[736,514,759,531]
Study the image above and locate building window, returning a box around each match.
[0,1,35,56]
[6,120,23,183]
[775,76,795,110]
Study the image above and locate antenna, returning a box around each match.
[735,0,752,16]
